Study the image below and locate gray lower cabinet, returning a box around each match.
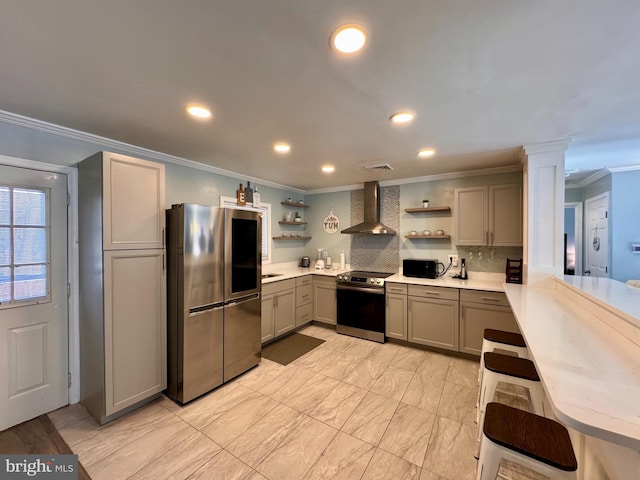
[296,276,313,327]
[408,285,460,352]
[313,276,336,325]
[459,290,518,355]
[261,293,276,343]
[261,279,296,343]
[385,282,408,340]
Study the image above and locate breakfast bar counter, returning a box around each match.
[504,276,640,478]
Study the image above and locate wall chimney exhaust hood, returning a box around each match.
[341,181,396,235]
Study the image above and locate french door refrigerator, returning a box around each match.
[166,204,262,404]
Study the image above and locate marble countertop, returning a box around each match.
[504,276,640,450]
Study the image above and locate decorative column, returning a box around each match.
[521,140,571,284]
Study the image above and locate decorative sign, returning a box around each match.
[323,208,340,234]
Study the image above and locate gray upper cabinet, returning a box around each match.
[454,184,522,246]
[102,152,166,250]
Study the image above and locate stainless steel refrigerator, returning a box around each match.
[166,204,262,404]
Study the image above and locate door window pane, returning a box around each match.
[14,228,47,264]
[0,187,9,224]
[0,228,10,265]
[13,188,46,226]
[0,266,10,302]
[14,265,47,299]
[0,185,49,306]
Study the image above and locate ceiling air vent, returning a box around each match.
[365,163,394,171]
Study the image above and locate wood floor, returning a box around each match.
[0,414,91,480]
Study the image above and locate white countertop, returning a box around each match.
[387,272,507,292]
[261,262,349,284]
[262,262,508,292]
[504,276,640,450]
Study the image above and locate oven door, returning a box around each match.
[336,284,385,342]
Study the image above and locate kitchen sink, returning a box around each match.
[261,273,283,279]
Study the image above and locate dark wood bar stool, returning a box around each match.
[476,402,578,479]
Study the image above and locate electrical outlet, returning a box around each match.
[449,255,459,267]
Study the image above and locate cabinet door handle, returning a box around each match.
[485,231,489,244]
[423,291,441,296]
[388,287,404,293]
[481,297,500,302]
[489,231,493,245]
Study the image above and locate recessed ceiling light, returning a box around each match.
[321,165,335,173]
[331,24,367,54]
[186,104,212,119]
[418,148,436,157]
[273,142,291,153]
[390,111,415,124]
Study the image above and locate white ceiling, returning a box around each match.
[1,1,639,190]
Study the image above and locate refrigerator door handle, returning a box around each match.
[226,293,260,308]
[189,304,224,316]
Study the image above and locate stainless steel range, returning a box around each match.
[336,270,394,343]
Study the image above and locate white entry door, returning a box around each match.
[585,193,609,277]
[0,165,68,430]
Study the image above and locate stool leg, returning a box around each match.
[528,382,546,417]
[476,371,499,458]
[476,433,501,480]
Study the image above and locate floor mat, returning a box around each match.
[262,332,325,365]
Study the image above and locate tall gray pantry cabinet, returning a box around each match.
[78,152,166,424]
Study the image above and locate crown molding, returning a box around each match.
[305,164,523,195]
[608,164,640,173]
[567,168,610,189]
[522,138,573,158]
[0,110,305,194]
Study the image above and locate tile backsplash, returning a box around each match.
[454,246,523,273]
[350,185,400,273]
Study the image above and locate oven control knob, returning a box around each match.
[376,279,382,284]
[338,275,344,281]
[369,278,375,284]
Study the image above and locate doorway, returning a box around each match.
[0,164,68,430]
[564,202,583,275]
[584,192,610,277]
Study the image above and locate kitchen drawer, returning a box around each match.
[262,278,295,296]
[386,282,407,295]
[296,275,313,287]
[296,284,313,306]
[460,289,509,307]
[296,303,313,327]
[408,284,459,301]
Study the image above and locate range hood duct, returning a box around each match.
[341,181,396,235]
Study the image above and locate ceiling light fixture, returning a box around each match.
[186,104,212,119]
[418,148,436,157]
[273,142,291,153]
[331,24,367,54]
[390,111,415,124]
[321,165,335,173]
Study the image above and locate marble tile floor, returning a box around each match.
[48,325,536,480]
